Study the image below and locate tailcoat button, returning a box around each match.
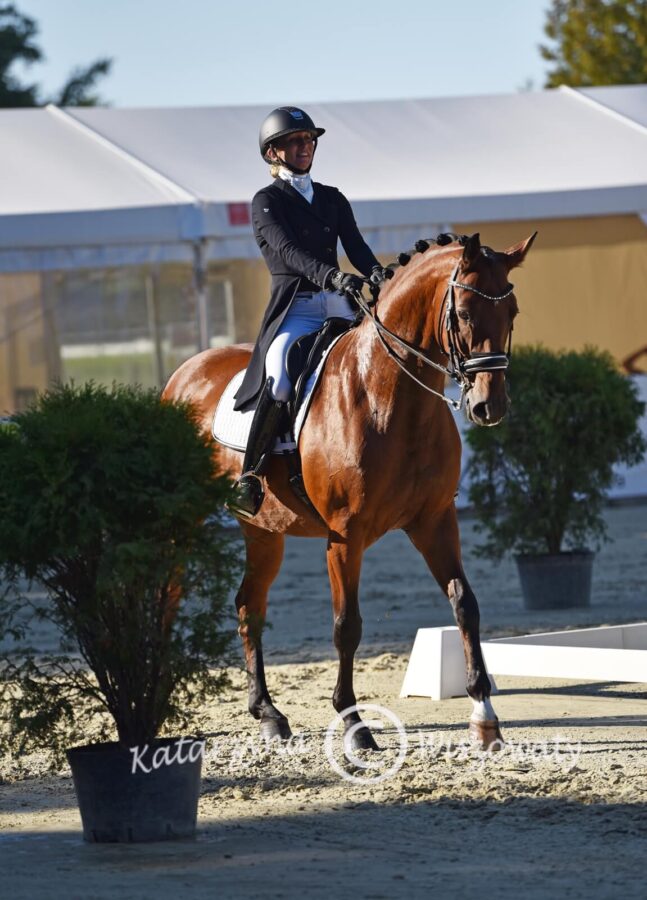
[323,226,331,233]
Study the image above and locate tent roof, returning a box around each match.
[72,88,647,211]
[2,108,189,215]
[578,84,647,130]
[1,86,646,271]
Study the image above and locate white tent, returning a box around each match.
[2,87,646,495]
[578,83,647,129]
[2,85,647,274]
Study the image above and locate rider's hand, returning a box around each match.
[370,265,394,287]
[328,269,364,296]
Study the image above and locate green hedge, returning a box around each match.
[0,382,240,761]
[466,346,645,558]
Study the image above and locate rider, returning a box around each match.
[229,106,390,519]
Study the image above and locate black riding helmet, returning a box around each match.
[259,106,325,172]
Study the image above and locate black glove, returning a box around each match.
[328,269,365,296]
[370,265,394,287]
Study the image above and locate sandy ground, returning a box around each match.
[1,503,646,899]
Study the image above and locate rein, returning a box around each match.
[352,260,514,412]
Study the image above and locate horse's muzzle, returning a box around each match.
[466,398,505,426]
[465,370,509,426]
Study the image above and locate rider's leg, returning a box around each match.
[264,330,297,403]
[229,303,320,519]
[228,376,287,520]
[322,290,356,320]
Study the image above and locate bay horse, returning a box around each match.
[163,232,536,751]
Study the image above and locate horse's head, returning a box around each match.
[447,232,536,426]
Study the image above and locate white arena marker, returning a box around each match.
[400,623,647,700]
[400,626,497,700]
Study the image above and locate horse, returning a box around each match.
[162,231,536,751]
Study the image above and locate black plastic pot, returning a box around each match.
[66,736,203,843]
[515,550,594,610]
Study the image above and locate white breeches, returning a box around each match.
[265,290,356,402]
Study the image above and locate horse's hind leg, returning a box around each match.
[236,524,291,741]
[327,527,379,751]
[406,504,503,749]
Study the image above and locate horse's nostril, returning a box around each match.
[472,401,490,423]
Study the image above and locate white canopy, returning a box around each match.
[1,85,647,272]
[579,84,647,129]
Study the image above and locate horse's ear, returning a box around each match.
[503,231,538,270]
[461,233,481,271]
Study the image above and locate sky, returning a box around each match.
[15,0,552,108]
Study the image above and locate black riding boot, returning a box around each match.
[228,379,285,520]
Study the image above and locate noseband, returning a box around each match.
[353,263,514,411]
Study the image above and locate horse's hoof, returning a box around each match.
[260,717,292,742]
[469,718,504,751]
[347,725,381,752]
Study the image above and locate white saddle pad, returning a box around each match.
[212,334,345,454]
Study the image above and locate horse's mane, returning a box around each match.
[385,233,468,273]
[382,233,505,289]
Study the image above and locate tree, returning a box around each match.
[541,0,647,88]
[0,3,112,107]
[54,59,112,107]
[0,3,39,106]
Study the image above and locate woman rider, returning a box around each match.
[229,106,390,519]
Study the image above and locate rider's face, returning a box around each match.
[271,131,315,170]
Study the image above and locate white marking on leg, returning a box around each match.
[470,697,497,722]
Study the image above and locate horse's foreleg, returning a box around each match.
[236,525,291,741]
[327,528,378,751]
[406,505,503,749]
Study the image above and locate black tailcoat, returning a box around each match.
[233,177,379,411]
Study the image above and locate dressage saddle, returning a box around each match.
[285,316,354,421]
[281,316,356,514]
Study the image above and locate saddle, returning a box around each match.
[285,316,354,421]
[281,316,355,514]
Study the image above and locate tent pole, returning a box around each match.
[193,240,209,352]
[145,269,165,387]
[41,272,63,385]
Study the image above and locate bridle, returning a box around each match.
[352,262,514,412]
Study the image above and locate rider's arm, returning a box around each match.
[252,192,335,289]
[335,189,381,277]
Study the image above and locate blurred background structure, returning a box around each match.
[1,0,646,423]
[2,86,646,413]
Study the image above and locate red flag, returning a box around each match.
[227,203,251,226]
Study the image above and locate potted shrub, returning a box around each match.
[466,346,645,609]
[0,383,239,841]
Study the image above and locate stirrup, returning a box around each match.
[228,472,265,519]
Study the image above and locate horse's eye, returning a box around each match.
[457,310,470,322]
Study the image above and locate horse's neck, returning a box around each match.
[350,261,450,418]
[378,254,452,347]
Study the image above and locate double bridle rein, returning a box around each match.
[352,262,514,412]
